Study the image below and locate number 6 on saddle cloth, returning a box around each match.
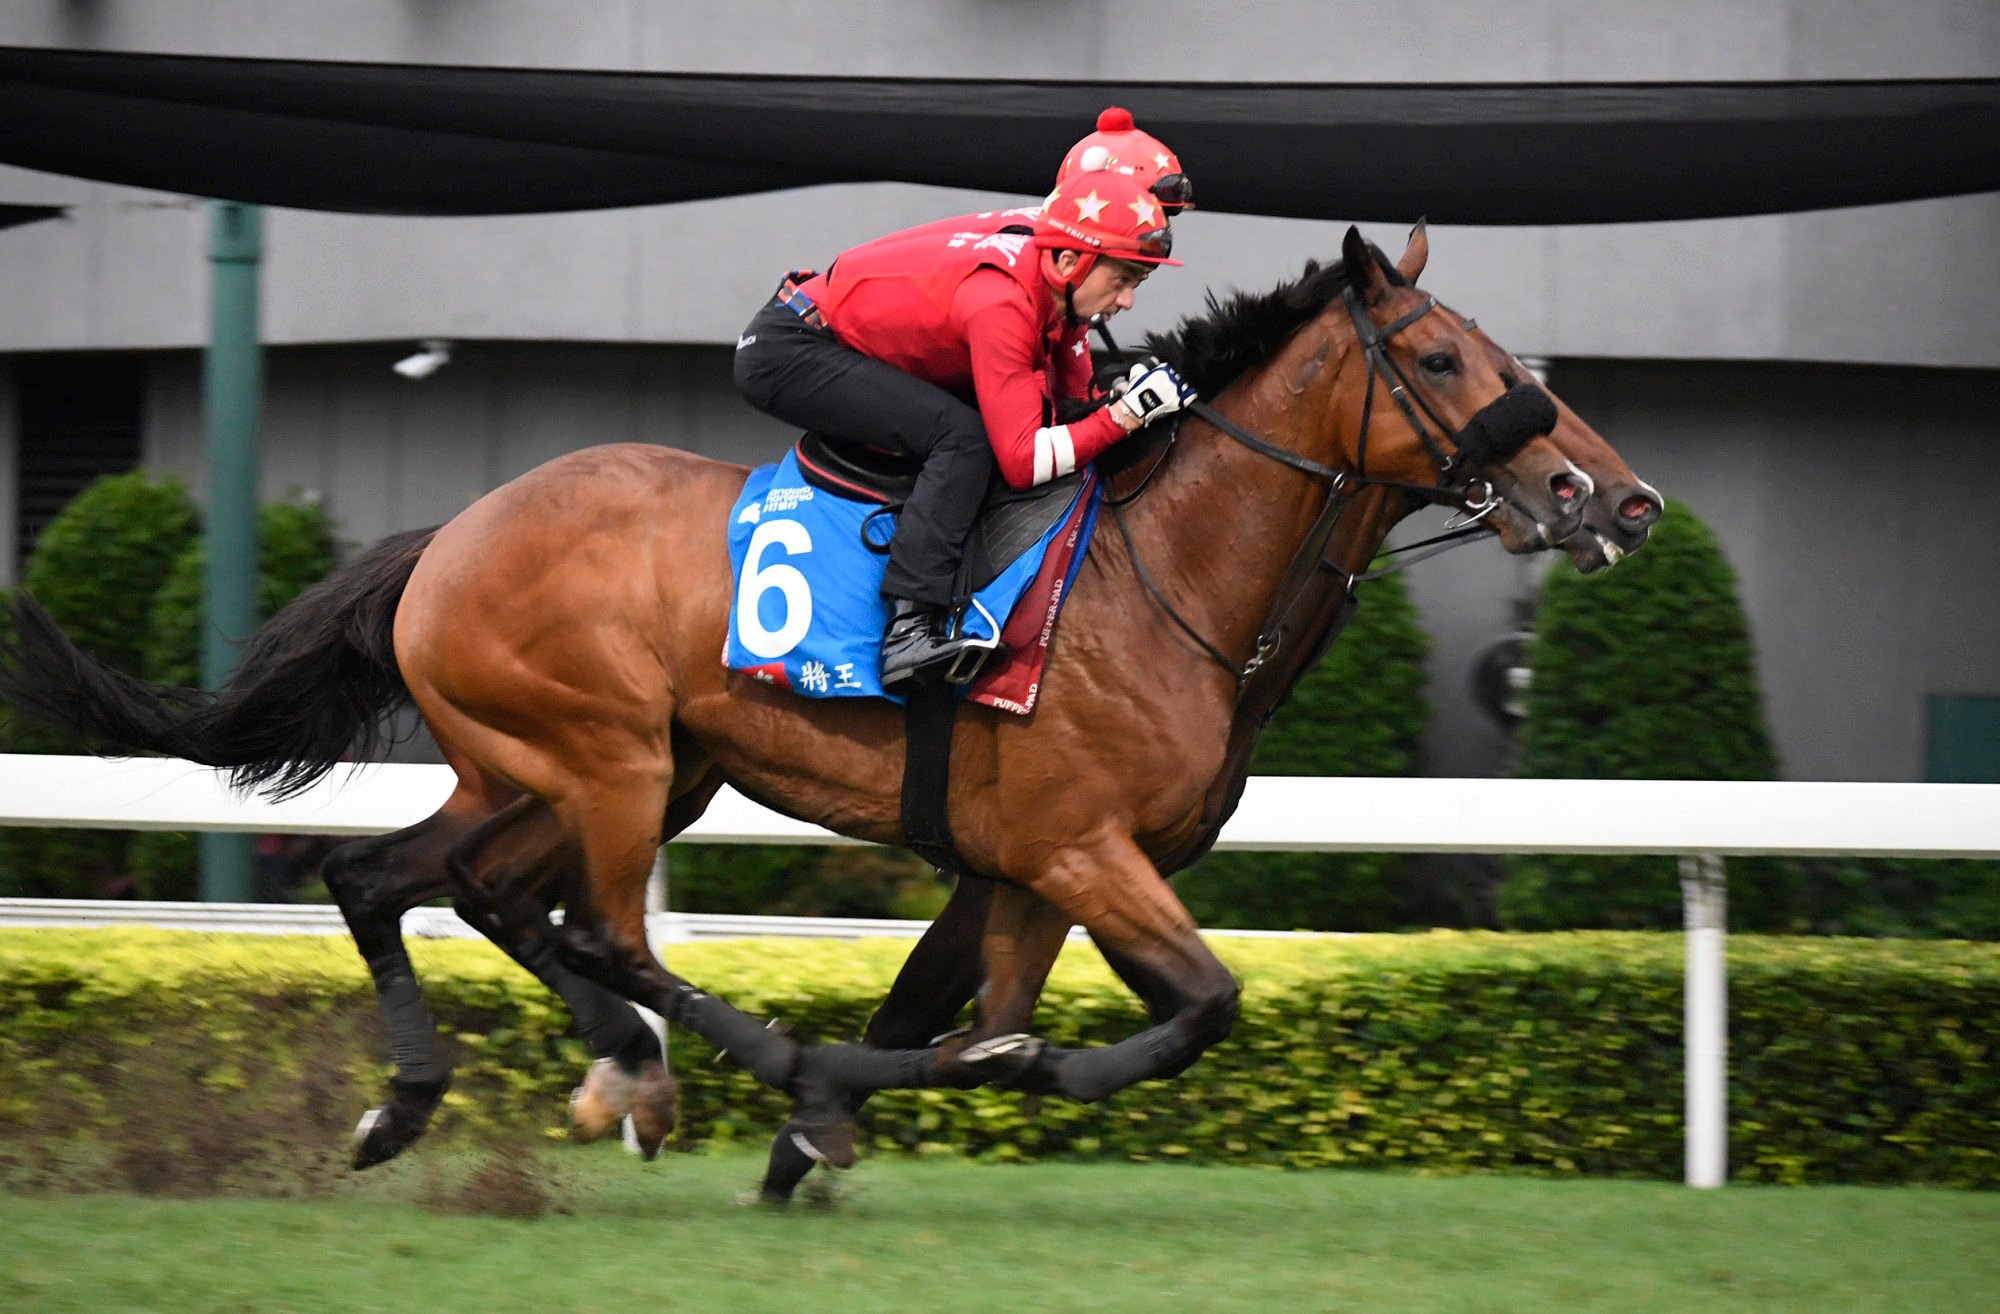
[724,433,1102,713]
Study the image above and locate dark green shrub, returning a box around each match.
[1177,567,1432,930]
[1501,502,1780,929]
[126,497,341,900]
[1500,501,2000,937]
[141,498,339,688]
[666,844,948,921]
[0,474,199,898]
[4,929,1994,1185]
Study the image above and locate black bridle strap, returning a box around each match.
[1186,400,1347,481]
[1344,287,1463,477]
[1351,524,1487,582]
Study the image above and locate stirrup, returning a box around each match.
[941,598,1002,686]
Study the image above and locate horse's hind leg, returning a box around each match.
[322,810,474,1170]
[447,769,726,1157]
[544,763,804,1095]
[438,799,670,1153]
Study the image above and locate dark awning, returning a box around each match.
[0,203,66,232]
[1,46,1995,224]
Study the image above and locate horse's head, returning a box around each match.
[1381,223,1663,573]
[1461,328,1664,572]
[1329,224,1587,557]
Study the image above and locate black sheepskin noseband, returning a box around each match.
[1452,384,1558,470]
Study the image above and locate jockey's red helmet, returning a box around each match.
[1057,106,1195,211]
[1034,168,1183,271]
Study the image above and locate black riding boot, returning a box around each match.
[881,600,987,689]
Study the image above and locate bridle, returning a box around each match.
[1102,284,1540,687]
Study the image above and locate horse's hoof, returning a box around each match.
[350,1106,406,1171]
[787,1115,858,1171]
[625,1060,679,1160]
[569,1058,634,1145]
[958,1032,1045,1085]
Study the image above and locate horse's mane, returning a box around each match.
[1094,257,1360,479]
[1142,259,1352,399]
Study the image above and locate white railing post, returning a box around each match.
[1680,853,1728,1188]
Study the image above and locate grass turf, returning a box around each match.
[2,1147,1996,1313]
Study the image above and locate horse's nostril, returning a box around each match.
[1619,494,1661,525]
[1549,474,1583,505]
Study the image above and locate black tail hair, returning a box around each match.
[0,526,438,799]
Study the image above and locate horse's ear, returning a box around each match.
[1396,219,1430,283]
[1340,225,1384,302]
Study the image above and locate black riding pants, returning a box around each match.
[733,298,995,609]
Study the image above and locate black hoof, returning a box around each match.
[351,1105,416,1171]
[349,1075,448,1171]
[782,1049,859,1170]
[787,1113,857,1170]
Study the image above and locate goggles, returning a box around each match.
[1150,173,1195,209]
[1133,225,1175,260]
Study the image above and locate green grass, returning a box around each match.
[3,1149,1996,1313]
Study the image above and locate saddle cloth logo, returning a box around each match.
[723,449,1098,711]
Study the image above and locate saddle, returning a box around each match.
[794,432,1085,595]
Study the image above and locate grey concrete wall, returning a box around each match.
[6,0,1994,79]
[1406,358,2000,784]
[138,342,794,549]
[1,1,1996,366]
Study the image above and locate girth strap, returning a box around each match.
[900,681,966,875]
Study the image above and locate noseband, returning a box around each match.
[1106,285,1557,685]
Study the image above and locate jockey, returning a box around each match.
[734,166,1195,689]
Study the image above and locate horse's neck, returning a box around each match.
[1117,321,1410,668]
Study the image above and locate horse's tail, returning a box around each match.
[0,525,439,799]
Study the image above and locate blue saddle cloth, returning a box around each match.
[724,450,1096,702]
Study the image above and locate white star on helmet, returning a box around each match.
[1073,190,1108,223]
[1127,197,1158,226]
[1155,153,1172,170]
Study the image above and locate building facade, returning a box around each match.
[1,0,1996,781]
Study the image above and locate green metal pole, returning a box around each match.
[199,201,262,903]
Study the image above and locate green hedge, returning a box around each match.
[0,474,201,898]
[3,929,1994,1186]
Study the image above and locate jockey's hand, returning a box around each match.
[1102,353,1160,400]
[1119,360,1197,426]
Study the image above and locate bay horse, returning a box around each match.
[0,225,1650,1175]
[734,227,1665,1198]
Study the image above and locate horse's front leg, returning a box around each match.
[790,833,1239,1106]
[759,875,997,1198]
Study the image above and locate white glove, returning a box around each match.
[1120,360,1196,425]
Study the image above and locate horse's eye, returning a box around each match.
[1421,351,1457,375]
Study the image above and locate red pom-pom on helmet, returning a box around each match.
[1057,107,1195,210]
